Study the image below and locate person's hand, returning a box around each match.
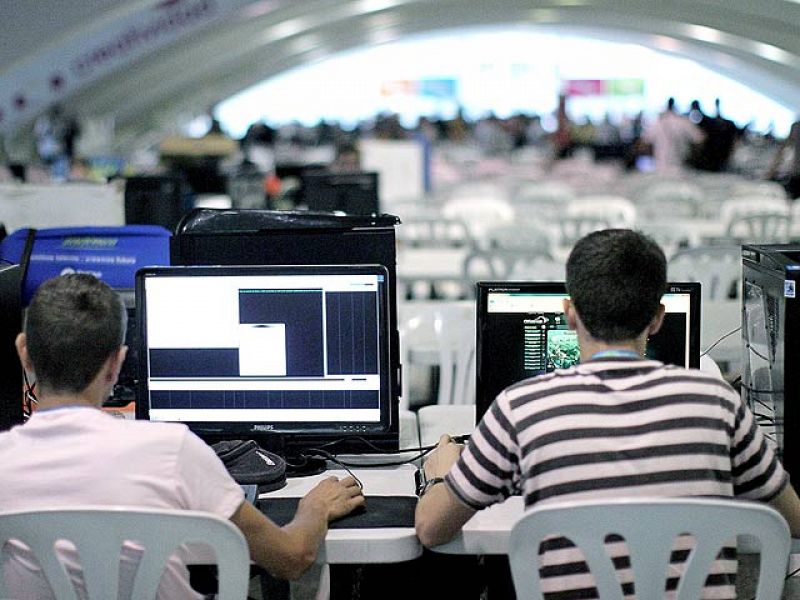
[300,475,365,522]
[423,434,464,479]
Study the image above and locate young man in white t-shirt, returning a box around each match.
[0,273,364,598]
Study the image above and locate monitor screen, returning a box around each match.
[301,171,379,215]
[135,265,393,446]
[475,281,701,422]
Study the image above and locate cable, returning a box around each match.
[304,448,365,490]
[22,370,37,420]
[746,344,771,363]
[742,384,783,395]
[700,326,741,357]
[305,434,472,469]
[751,397,775,412]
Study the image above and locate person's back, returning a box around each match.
[0,409,243,598]
[643,98,703,173]
[474,359,771,597]
[0,274,364,598]
[415,229,800,599]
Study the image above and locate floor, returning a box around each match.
[251,559,800,600]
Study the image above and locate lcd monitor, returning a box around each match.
[135,265,394,456]
[475,281,701,422]
[301,171,379,215]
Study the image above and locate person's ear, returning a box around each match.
[15,333,33,373]
[648,304,666,336]
[105,346,128,384]
[563,298,579,331]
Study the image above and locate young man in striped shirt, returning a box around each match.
[415,228,800,598]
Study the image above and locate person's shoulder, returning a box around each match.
[501,367,584,400]
[111,416,192,444]
[650,365,736,394]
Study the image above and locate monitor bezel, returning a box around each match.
[475,280,702,422]
[135,264,394,442]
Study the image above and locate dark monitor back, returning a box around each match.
[475,281,701,423]
[124,175,190,233]
[0,264,23,431]
[301,172,379,215]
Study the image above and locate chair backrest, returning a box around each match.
[462,249,564,285]
[556,215,613,248]
[566,196,636,228]
[668,245,741,300]
[399,302,475,406]
[397,215,474,248]
[0,506,250,599]
[726,213,791,243]
[483,223,554,257]
[508,497,791,600]
[636,181,705,220]
[719,196,789,224]
[730,180,787,201]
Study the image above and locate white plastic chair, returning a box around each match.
[668,245,741,301]
[719,196,789,225]
[0,506,250,599]
[726,212,791,243]
[399,303,475,407]
[730,180,788,201]
[442,196,515,240]
[417,404,476,447]
[636,181,705,220]
[508,497,791,600]
[566,196,637,228]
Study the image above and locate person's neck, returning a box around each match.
[579,337,645,363]
[35,391,102,412]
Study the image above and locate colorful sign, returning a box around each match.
[380,79,457,99]
[564,79,644,97]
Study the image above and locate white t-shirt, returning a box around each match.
[642,111,703,174]
[0,406,245,599]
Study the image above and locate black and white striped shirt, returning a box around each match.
[445,358,787,599]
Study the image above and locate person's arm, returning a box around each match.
[769,483,800,537]
[415,435,477,547]
[766,121,797,179]
[230,475,364,580]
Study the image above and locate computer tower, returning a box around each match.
[124,174,191,233]
[741,244,800,480]
[0,264,23,431]
[170,208,402,452]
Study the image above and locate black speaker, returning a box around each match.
[0,264,23,431]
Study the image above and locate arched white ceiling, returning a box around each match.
[2,0,799,141]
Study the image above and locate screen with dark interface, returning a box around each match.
[476,282,700,422]
[136,265,391,436]
[301,171,379,215]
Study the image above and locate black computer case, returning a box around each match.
[741,244,800,480]
[0,264,23,431]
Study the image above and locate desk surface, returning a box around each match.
[260,464,800,562]
[261,464,420,564]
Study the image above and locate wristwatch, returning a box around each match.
[415,468,445,497]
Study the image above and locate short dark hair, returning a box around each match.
[24,274,126,394]
[565,229,666,342]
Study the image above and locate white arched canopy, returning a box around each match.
[2,0,799,140]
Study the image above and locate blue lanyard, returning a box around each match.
[591,349,641,360]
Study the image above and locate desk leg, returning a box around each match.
[329,553,485,600]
